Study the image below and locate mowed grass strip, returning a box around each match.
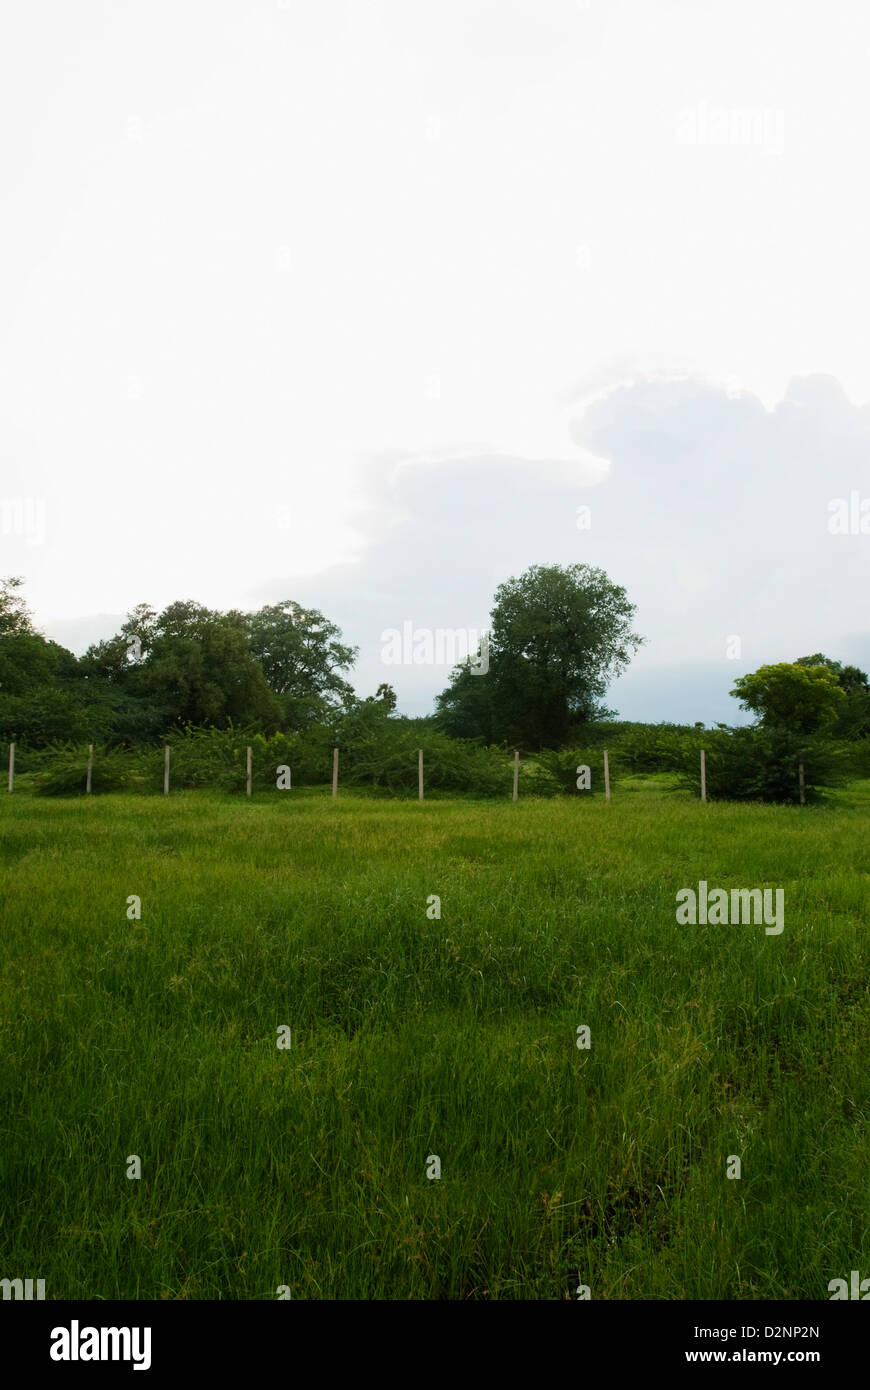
[1,787,869,1299]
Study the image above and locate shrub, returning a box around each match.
[673,725,850,803]
[338,727,512,796]
[534,748,617,796]
[610,722,705,774]
[31,744,140,796]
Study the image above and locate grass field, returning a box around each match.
[2,781,869,1300]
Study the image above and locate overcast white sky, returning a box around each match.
[2,0,869,722]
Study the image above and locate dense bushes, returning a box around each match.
[533,747,616,796]
[17,717,865,803]
[25,724,514,798]
[609,722,706,773]
[333,725,511,795]
[536,720,856,804]
[0,689,94,746]
[30,744,140,796]
[672,725,852,804]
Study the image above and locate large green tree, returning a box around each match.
[795,653,870,738]
[436,564,643,749]
[731,662,845,734]
[80,595,358,736]
[246,601,357,728]
[83,600,283,733]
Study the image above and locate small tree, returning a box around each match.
[721,661,849,802]
[0,576,34,635]
[373,683,397,711]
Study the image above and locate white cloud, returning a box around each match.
[2,0,868,722]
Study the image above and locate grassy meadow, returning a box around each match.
[1,778,869,1299]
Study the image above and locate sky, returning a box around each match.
[2,0,869,723]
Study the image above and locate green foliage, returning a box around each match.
[25,721,517,798]
[22,715,861,805]
[156,724,334,792]
[731,662,845,734]
[796,652,869,695]
[436,563,643,748]
[247,601,357,728]
[0,688,92,745]
[602,721,706,774]
[73,595,359,741]
[673,725,850,804]
[434,661,495,741]
[0,576,34,636]
[31,744,140,796]
[0,630,77,695]
[0,740,42,772]
[0,582,85,744]
[142,625,283,732]
[372,683,397,712]
[795,653,870,739]
[562,719,622,749]
[534,747,617,795]
[341,726,512,796]
[831,688,870,741]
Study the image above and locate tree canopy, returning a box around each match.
[1,581,360,746]
[730,662,845,734]
[435,563,643,748]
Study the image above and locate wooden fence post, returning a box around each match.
[418,749,424,801]
[332,747,339,798]
[86,743,94,795]
[603,748,611,803]
[7,742,13,793]
[246,745,252,798]
[163,745,170,796]
[512,749,519,802]
[799,761,805,805]
[700,749,706,803]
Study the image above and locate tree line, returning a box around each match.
[0,565,643,750]
[3,566,869,805]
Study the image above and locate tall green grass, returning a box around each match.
[1,783,868,1299]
